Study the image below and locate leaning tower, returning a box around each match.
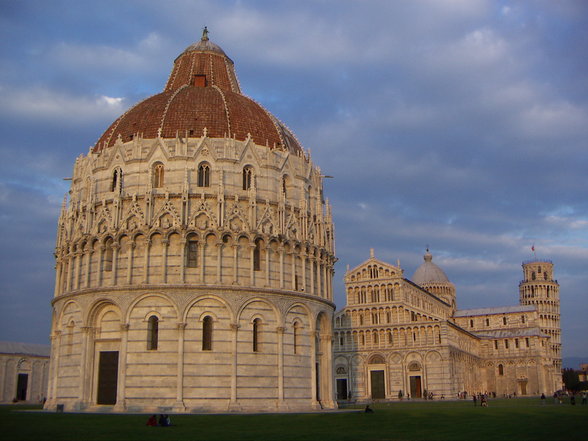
[519,260,561,389]
[45,30,336,413]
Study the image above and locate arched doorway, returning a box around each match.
[368,354,386,400]
[407,361,423,398]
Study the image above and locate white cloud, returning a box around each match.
[0,86,126,124]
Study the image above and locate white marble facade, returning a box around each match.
[46,33,336,413]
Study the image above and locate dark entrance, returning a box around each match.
[315,362,320,401]
[97,351,119,405]
[370,370,385,399]
[409,375,422,398]
[336,378,348,400]
[16,373,28,401]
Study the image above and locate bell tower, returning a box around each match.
[519,260,561,387]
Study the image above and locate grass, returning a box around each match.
[2,398,586,441]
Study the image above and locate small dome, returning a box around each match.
[412,250,450,285]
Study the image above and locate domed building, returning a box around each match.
[411,249,456,312]
[45,30,336,413]
[333,249,561,401]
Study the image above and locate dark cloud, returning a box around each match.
[0,0,586,359]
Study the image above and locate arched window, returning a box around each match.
[147,315,159,350]
[111,168,123,193]
[202,316,213,351]
[502,317,507,325]
[152,163,164,188]
[186,238,198,267]
[498,364,504,376]
[253,239,261,271]
[521,315,525,324]
[243,166,254,190]
[293,322,299,354]
[531,272,536,280]
[197,162,210,187]
[253,318,261,352]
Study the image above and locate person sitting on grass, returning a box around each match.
[146,415,157,426]
[480,395,487,407]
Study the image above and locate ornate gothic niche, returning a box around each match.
[368,354,386,365]
[408,361,422,372]
[336,366,347,375]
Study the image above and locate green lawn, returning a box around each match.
[2,398,586,441]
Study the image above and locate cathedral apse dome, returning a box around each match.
[46,30,336,413]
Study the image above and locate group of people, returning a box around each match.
[550,391,588,405]
[472,393,489,407]
[146,414,171,427]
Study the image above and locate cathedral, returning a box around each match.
[333,249,561,401]
[45,30,336,413]
[45,31,561,413]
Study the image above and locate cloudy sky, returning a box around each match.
[0,0,587,361]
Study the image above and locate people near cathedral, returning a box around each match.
[480,395,487,407]
[364,405,374,413]
[473,395,477,406]
[146,415,157,427]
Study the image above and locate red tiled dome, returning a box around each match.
[94,31,302,154]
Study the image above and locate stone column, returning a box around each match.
[174,322,187,411]
[126,242,134,285]
[290,251,296,290]
[111,242,119,286]
[48,331,62,408]
[143,238,151,284]
[249,244,256,286]
[66,252,74,292]
[216,241,223,284]
[310,331,318,408]
[54,258,62,297]
[301,251,307,292]
[79,326,93,407]
[85,249,93,288]
[309,257,315,295]
[98,246,104,287]
[200,241,206,283]
[162,238,169,284]
[322,333,335,408]
[229,324,240,410]
[277,326,285,407]
[264,244,271,287]
[113,324,129,411]
[278,245,285,289]
[180,239,186,283]
[232,244,239,285]
[73,251,81,290]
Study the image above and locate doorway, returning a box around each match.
[336,378,348,400]
[409,376,422,398]
[370,370,385,399]
[97,351,119,405]
[16,373,28,401]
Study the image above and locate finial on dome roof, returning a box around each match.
[370,248,375,258]
[202,26,209,41]
[424,248,433,262]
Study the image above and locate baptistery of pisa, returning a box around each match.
[45,30,336,412]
